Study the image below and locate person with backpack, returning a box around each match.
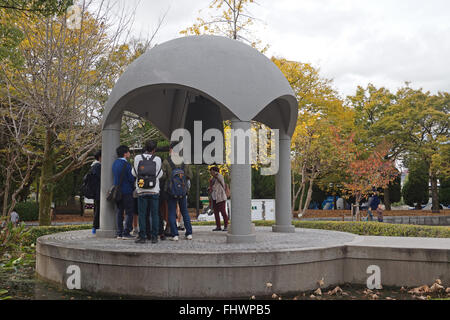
[133,140,163,244]
[162,141,193,241]
[209,166,229,231]
[81,150,102,234]
[112,145,136,240]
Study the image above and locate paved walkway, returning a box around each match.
[39,226,356,252]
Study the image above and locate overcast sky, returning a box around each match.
[122,0,450,98]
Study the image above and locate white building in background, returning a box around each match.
[197,199,276,222]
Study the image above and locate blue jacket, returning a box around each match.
[112,158,135,195]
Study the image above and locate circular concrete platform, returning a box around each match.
[36,226,358,298]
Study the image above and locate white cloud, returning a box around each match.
[123,0,450,97]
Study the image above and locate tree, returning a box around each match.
[387,87,449,212]
[439,176,450,207]
[333,131,399,220]
[271,58,354,216]
[347,84,407,210]
[0,97,39,216]
[402,158,430,209]
[0,0,72,65]
[180,0,268,52]
[0,1,142,225]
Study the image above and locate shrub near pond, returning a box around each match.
[14,202,39,221]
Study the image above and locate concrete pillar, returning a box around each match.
[227,119,256,243]
[273,134,295,233]
[96,119,121,238]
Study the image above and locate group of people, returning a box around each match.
[88,139,230,244]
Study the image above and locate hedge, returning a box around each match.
[192,220,450,238]
[14,202,39,221]
[23,220,450,246]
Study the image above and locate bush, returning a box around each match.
[192,220,450,238]
[14,201,39,221]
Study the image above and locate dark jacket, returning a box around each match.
[112,158,135,195]
[91,161,101,200]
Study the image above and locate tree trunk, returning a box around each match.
[39,129,55,226]
[384,186,391,211]
[430,172,440,213]
[297,182,306,217]
[355,195,361,221]
[2,166,12,216]
[301,179,314,216]
[333,194,337,210]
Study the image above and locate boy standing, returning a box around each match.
[112,145,135,239]
[162,142,193,241]
[133,140,163,244]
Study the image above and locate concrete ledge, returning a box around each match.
[272,225,296,233]
[36,226,450,298]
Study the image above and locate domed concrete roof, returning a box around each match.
[102,35,298,138]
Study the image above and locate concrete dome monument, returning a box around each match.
[99,35,298,242]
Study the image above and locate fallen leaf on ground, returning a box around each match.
[363,289,373,295]
[314,288,322,296]
[445,288,450,293]
[434,279,442,285]
[317,278,325,288]
[430,283,444,293]
[327,286,343,296]
[266,282,272,288]
[271,293,278,299]
[408,285,430,295]
[310,294,315,299]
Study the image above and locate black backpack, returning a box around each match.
[137,154,159,189]
[82,163,100,199]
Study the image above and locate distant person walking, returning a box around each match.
[10,210,19,227]
[376,203,384,222]
[133,140,163,244]
[112,145,136,239]
[92,150,102,233]
[209,166,229,231]
[81,150,101,234]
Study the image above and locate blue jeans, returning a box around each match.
[116,193,135,237]
[138,194,159,239]
[168,196,192,237]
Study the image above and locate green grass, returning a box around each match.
[193,220,450,238]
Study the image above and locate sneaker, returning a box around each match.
[185,234,193,240]
[212,228,222,231]
[160,235,166,241]
[151,236,158,244]
[130,229,138,236]
[170,236,179,241]
[122,234,135,240]
[116,235,123,240]
[92,228,96,234]
[135,237,146,244]
[222,227,228,232]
